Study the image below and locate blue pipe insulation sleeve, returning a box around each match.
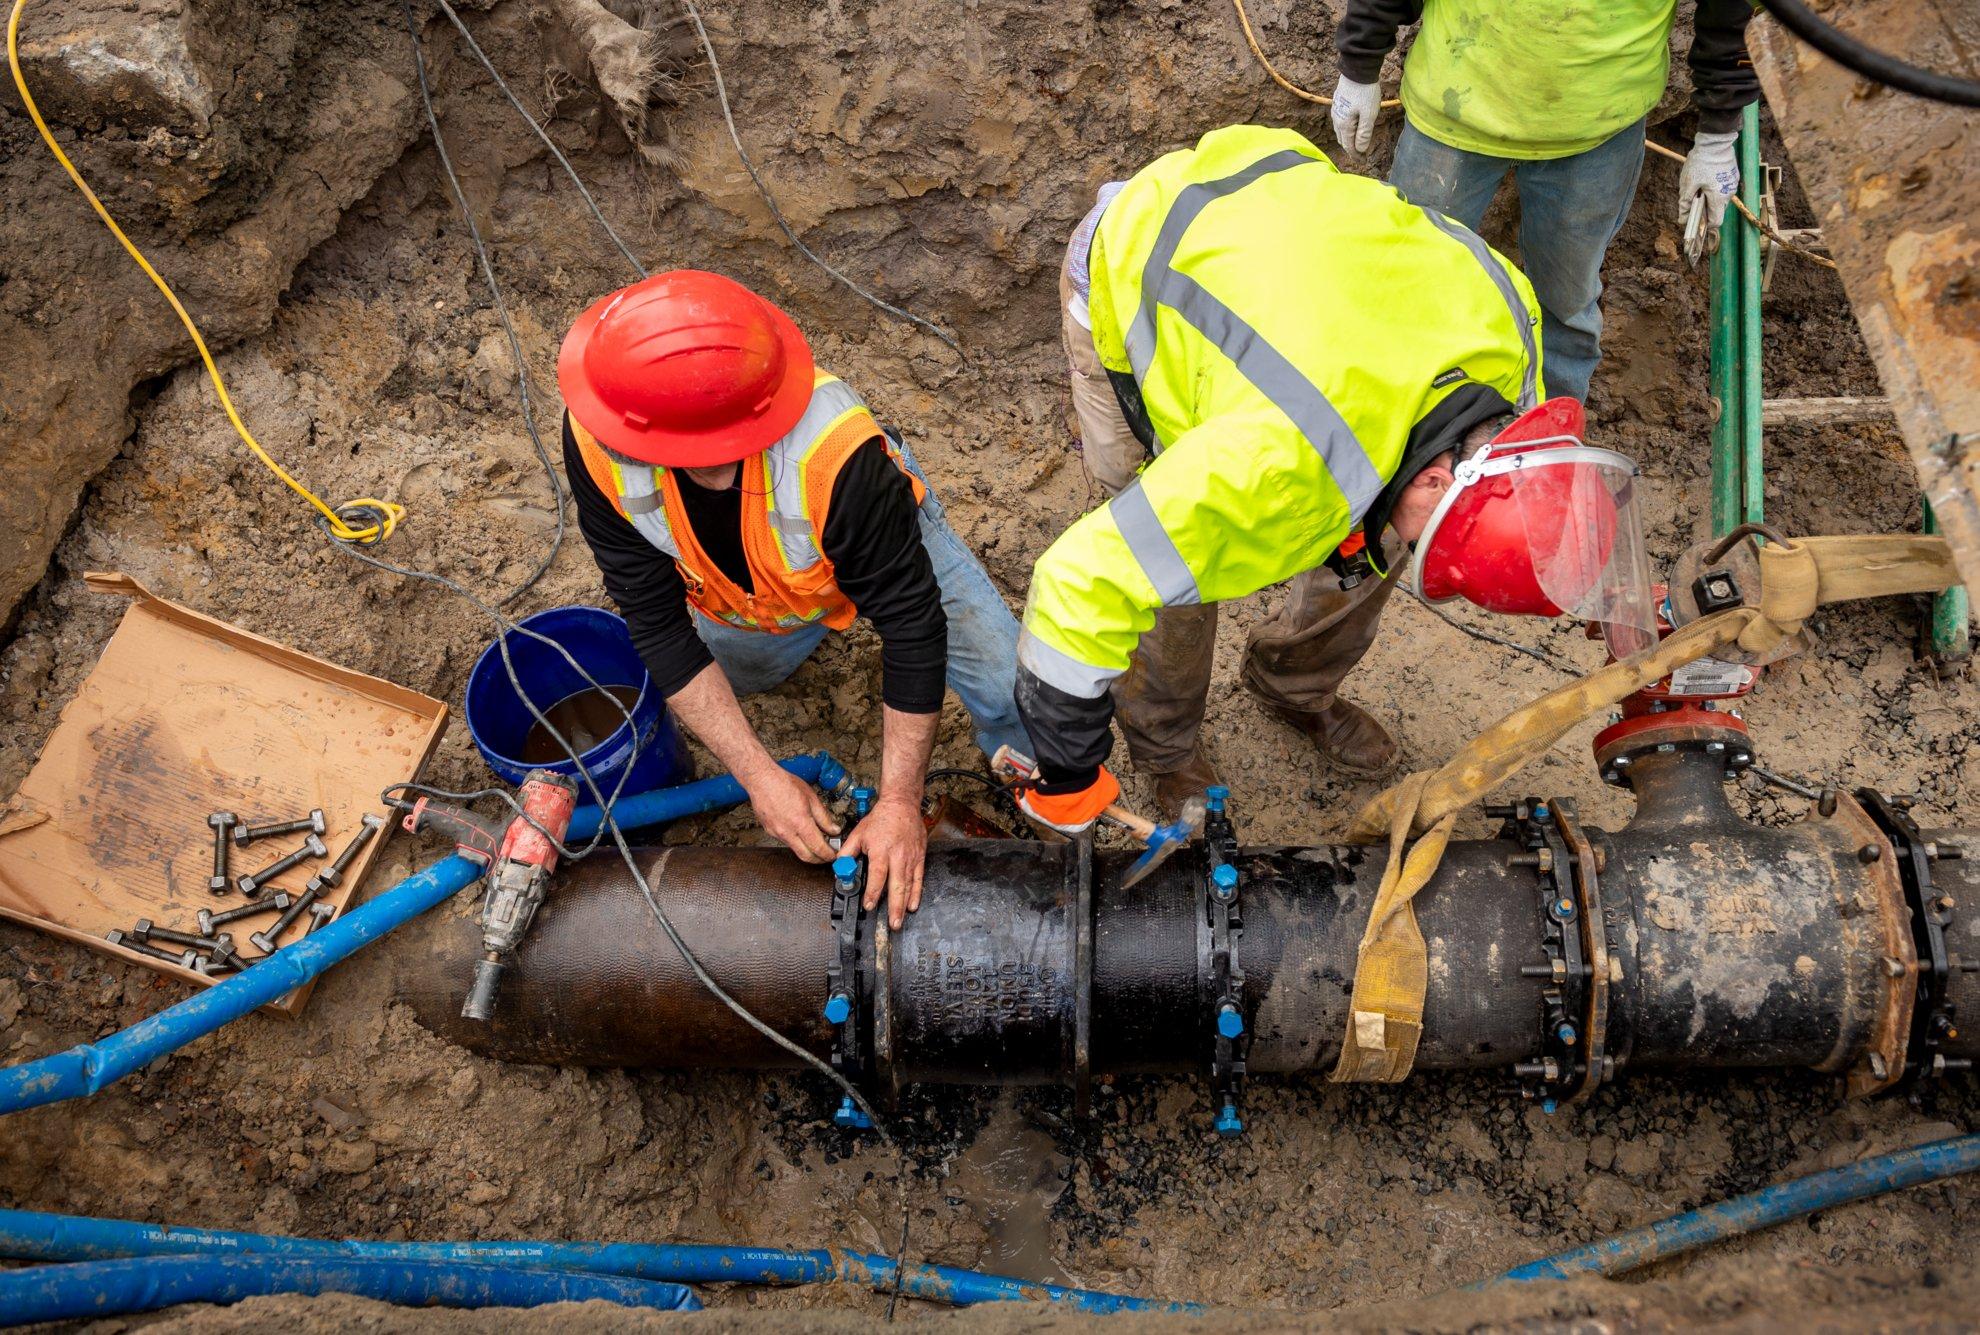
[0,754,848,1119]
[0,1254,699,1326]
[0,854,484,1117]
[0,1209,1200,1315]
[567,750,848,840]
[1481,1133,1980,1286]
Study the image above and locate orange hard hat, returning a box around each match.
[557,270,814,467]
[1410,398,1658,658]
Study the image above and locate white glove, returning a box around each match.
[1679,131,1740,228]
[1329,76,1381,157]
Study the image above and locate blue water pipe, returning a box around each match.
[568,750,848,841]
[0,1254,699,1326]
[465,604,692,797]
[0,754,847,1118]
[0,1209,1197,1315]
[1480,1133,1980,1285]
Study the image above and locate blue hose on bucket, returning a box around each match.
[0,1254,700,1325]
[0,1208,1197,1315]
[1479,1133,1980,1285]
[0,755,846,1118]
[567,750,848,841]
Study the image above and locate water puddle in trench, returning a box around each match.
[941,1095,1070,1284]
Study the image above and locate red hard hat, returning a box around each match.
[1411,399,1654,653]
[557,270,815,467]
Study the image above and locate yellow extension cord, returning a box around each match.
[6,0,404,544]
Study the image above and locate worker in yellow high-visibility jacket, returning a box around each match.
[1019,124,1651,830]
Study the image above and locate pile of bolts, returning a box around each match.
[104,809,387,976]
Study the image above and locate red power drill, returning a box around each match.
[399,768,578,1023]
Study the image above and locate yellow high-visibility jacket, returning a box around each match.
[1018,125,1542,780]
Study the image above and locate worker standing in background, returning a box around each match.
[1328,1,1760,403]
[1021,124,1653,831]
[559,270,1029,927]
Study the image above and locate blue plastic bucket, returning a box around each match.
[464,605,692,798]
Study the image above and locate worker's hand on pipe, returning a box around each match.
[748,766,841,863]
[1015,766,1121,835]
[1679,131,1740,228]
[1328,76,1381,156]
[839,794,927,930]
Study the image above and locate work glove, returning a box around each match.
[1679,131,1741,229]
[1015,766,1121,836]
[1328,75,1381,157]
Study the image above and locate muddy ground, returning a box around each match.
[1,0,1976,1327]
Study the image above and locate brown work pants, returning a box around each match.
[1058,257,1400,774]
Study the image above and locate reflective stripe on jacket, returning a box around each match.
[1020,124,1541,705]
[1402,1,1679,160]
[570,370,927,633]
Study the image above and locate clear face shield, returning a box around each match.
[1506,444,1658,660]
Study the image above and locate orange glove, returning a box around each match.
[1015,766,1120,835]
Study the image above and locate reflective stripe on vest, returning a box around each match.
[605,374,871,576]
[612,465,680,556]
[762,375,867,570]
[575,372,926,634]
[1111,478,1200,608]
[1415,209,1539,412]
[1119,148,1387,519]
[1116,146,1537,523]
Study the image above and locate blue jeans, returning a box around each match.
[690,461,1029,762]
[1389,117,1647,404]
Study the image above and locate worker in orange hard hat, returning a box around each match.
[559,269,1030,927]
[1016,126,1654,834]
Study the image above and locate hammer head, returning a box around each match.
[1119,796,1207,889]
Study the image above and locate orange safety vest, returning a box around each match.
[570,369,927,633]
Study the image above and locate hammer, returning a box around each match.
[991,745,1206,889]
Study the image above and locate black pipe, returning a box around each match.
[402,753,1977,1101]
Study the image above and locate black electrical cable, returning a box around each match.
[678,0,963,361]
[1754,0,1980,107]
[430,0,648,279]
[397,0,565,607]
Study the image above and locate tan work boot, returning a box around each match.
[1150,751,1223,823]
[1265,697,1398,775]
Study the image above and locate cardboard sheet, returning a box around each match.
[0,572,447,1015]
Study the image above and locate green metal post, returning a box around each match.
[1925,499,1972,660]
[1736,103,1765,532]
[1709,104,1767,541]
[1708,192,1743,537]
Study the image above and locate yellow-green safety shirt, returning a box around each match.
[1403,1,1678,160]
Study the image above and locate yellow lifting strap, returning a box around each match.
[1329,532,1963,1084]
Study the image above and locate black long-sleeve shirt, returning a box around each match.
[566,416,947,713]
[1337,0,1760,134]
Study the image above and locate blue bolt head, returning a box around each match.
[1556,1022,1577,1045]
[824,991,852,1025]
[832,855,859,882]
[1212,863,1239,891]
[1532,803,1551,821]
[1205,784,1230,813]
[1550,897,1576,922]
[1214,1103,1244,1138]
[851,785,876,815]
[1217,1004,1245,1039]
[1541,1097,1559,1115]
[833,1095,872,1130]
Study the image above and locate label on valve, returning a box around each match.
[1667,657,1755,697]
